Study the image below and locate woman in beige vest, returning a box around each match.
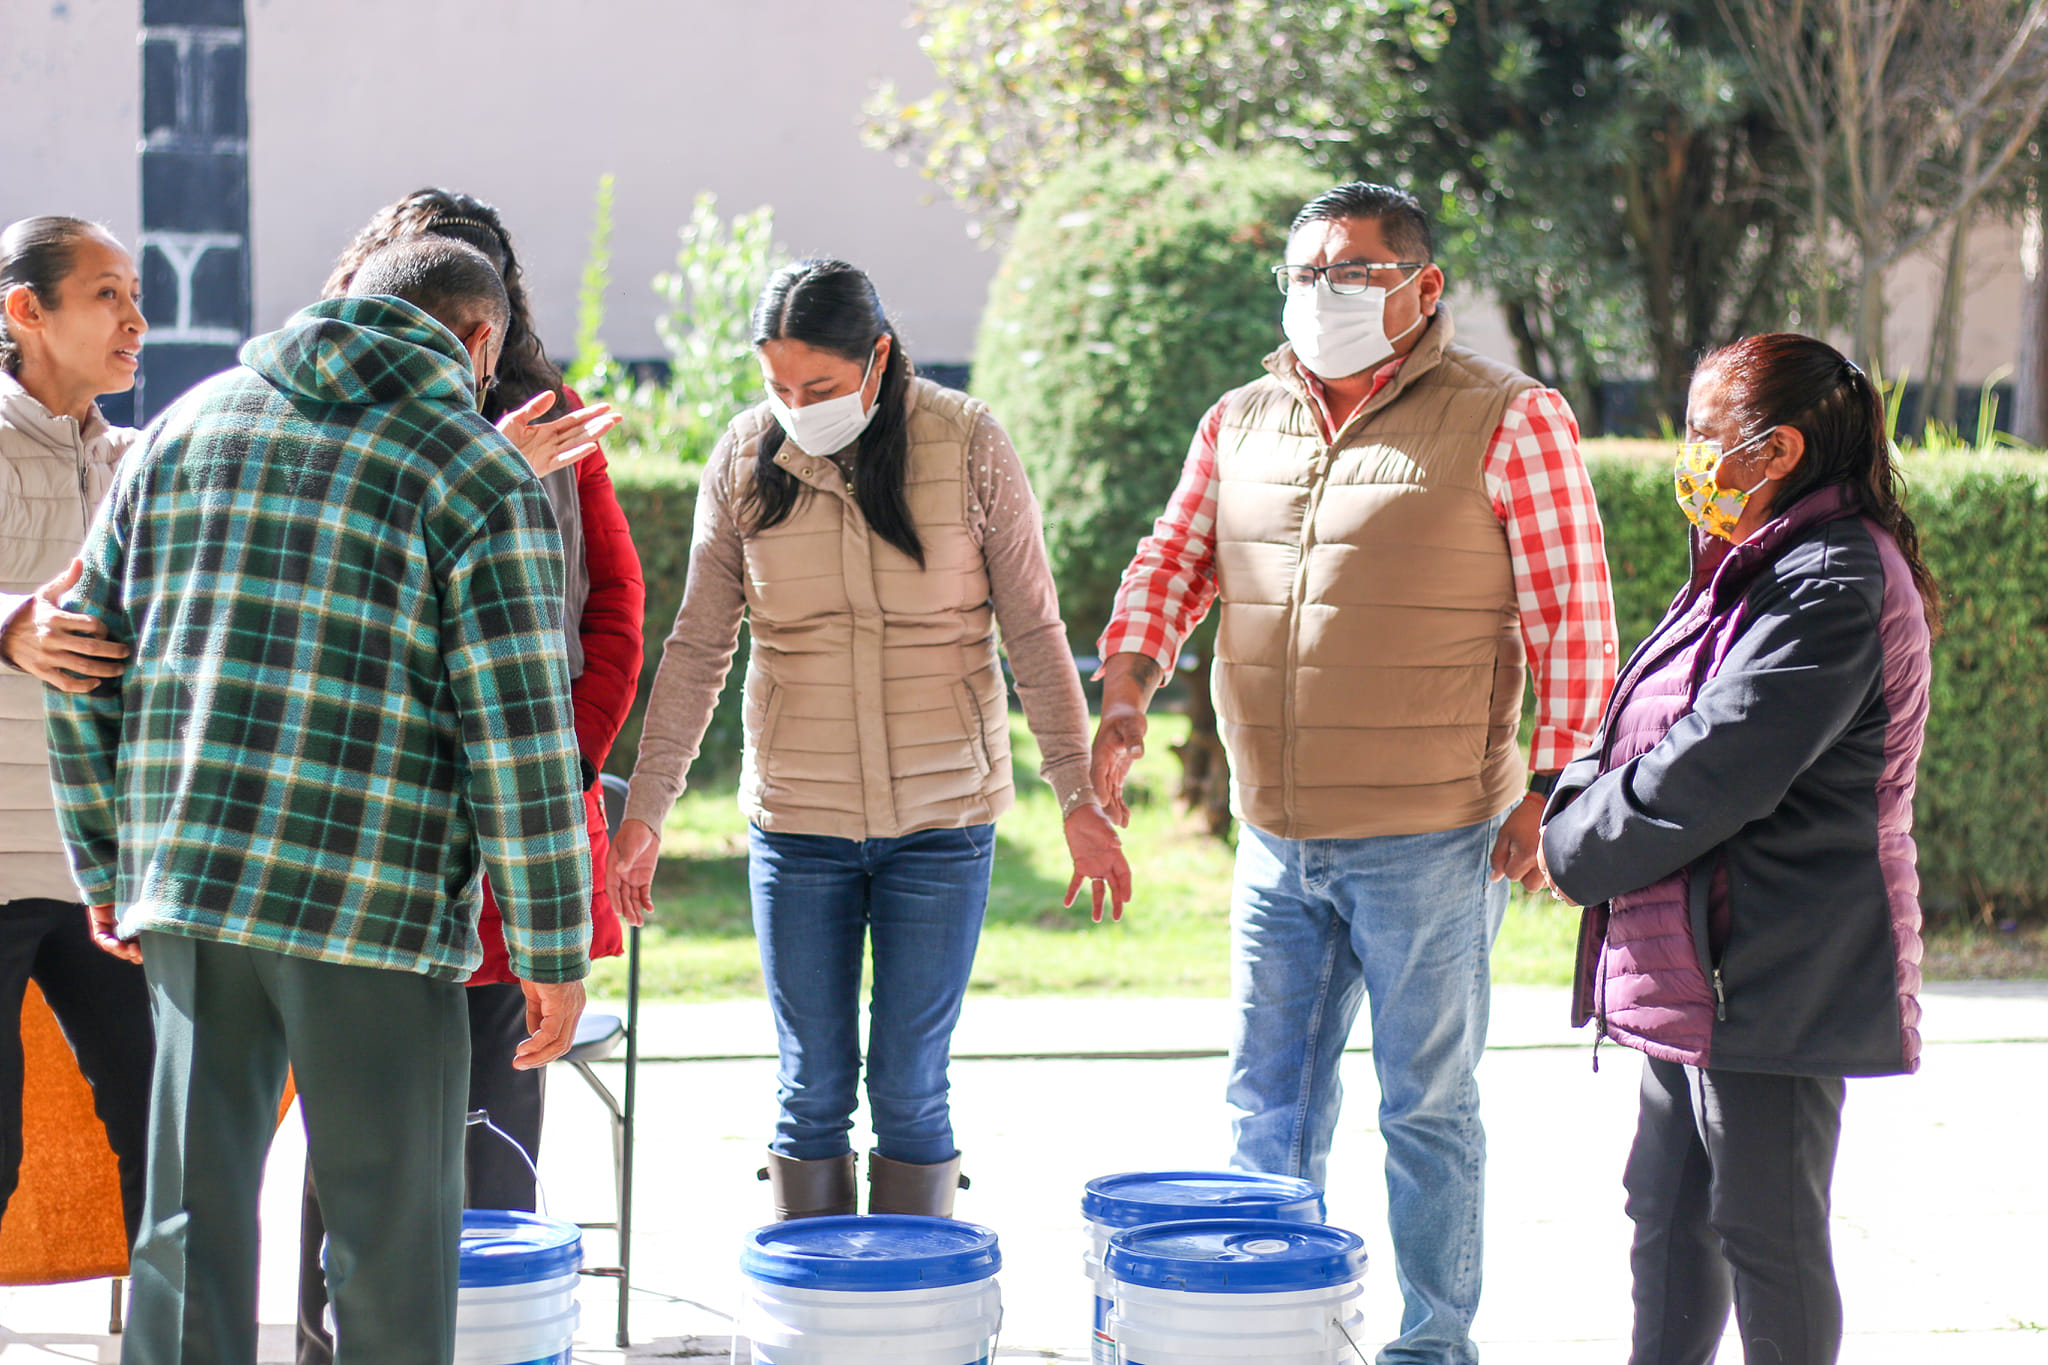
[0,217,152,1245]
[610,259,1128,1219]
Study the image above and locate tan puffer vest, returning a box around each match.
[0,372,130,903]
[727,378,1012,840]
[1211,311,1537,840]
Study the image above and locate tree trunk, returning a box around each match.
[1921,212,1972,435]
[2017,156,2048,446]
[1809,163,1832,340]
[1169,637,1233,838]
[1851,250,1888,376]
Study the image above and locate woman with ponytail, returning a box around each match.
[0,216,152,1246]
[1540,333,1937,1364]
[611,259,1129,1220]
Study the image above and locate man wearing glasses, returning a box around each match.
[1091,182,1615,1364]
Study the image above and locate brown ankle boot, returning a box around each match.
[867,1151,969,1217]
[758,1151,857,1220]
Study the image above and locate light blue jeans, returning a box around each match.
[1227,813,1509,1365]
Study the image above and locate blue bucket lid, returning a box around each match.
[459,1210,583,1287]
[1106,1219,1367,1294]
[741,1215,1001,1291]
[1082,1171,1325,1230]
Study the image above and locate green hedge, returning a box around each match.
[606,465,748,786]
[970,148,1329,648]
[1585,449,2048,917]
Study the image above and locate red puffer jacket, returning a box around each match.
[470,404,645,984]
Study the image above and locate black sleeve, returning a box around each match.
[1540,564,1881,909]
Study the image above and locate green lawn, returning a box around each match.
[589,712,1580,1001]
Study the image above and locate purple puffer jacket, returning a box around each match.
[1542,485,1931,1077]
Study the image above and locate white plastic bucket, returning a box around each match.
[1082,1171,1325,1365]
[1104,1220,1369,1365]
[739,1214,1003,1365]
[455,1209,583,1365]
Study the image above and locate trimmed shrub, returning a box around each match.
[1584,449,2048,917]
[970,148,1329,648]
[606,467,747,785]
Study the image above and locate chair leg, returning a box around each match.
[615,923,640,1349]
[109,1276,124,1335]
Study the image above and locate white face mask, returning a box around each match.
[766,348,879,455]
[1281,272,1425,381]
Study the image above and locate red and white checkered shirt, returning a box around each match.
[1097,355,1618,773]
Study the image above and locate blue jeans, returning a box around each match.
[1226,813,1509,1365]
[749,823,994,1165]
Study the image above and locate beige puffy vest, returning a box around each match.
[727,377,1012,840]
[1211,312,1537,840]
[0,373,130,902]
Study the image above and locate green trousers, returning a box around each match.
[127,933,469,1365]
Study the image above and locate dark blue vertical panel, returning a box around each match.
[135,0,250,422]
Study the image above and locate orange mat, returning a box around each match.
[0,982,296,1286]
[0,981,128,1284]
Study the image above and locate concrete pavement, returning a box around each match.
[2,981,2043,1362]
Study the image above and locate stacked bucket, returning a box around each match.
[455,1210,584,1365]
[1084,1172,1368,1365]
[739,1215,1006,1365]
[727,1170,1367,1363]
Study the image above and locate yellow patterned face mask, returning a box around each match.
[1673,432,1771,541]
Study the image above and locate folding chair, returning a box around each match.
[563,772,641,1347]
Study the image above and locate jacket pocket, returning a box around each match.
[954,682,992,780]
[1687,851,1728,1023]
[754,684,786,776]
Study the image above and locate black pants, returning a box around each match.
[297,982,543,1365]
[1625,1056,1848,1365]
[0,896,154,1246]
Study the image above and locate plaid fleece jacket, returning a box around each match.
[45,296,590,983]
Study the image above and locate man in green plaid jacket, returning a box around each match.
[45,239,589,1365]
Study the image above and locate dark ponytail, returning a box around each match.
[744,259,923,567]
[1698,332,1941,629]
[0,216,100,376]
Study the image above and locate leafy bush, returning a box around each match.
[971,148,1327,649]
[569,184,783,468]
[1583,447,2048,918]
[603,470,748,785]
[572,183,782,783]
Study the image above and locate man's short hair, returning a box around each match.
[346,238,510,343]
[1290,183,1434,264]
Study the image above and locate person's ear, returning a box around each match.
[866,333,892,400]
[460,320,495,374]
[1417,263,1446,316]
[3,284,45,337]
[1762,425,1806,482]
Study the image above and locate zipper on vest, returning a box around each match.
[1280,444,1336,834]
[1591,1020,1604,1073]
[1711,968,1727,1022]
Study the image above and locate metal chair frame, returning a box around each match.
[569,772,641,1346]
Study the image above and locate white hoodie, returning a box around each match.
[0,370,132,903]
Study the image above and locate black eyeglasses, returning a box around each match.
[1271,260,1427,296]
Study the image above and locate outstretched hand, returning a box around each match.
[514,979,586,1069]
[606,816,660,928]
[496,391,621,478]
[1062,802,1133,923]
